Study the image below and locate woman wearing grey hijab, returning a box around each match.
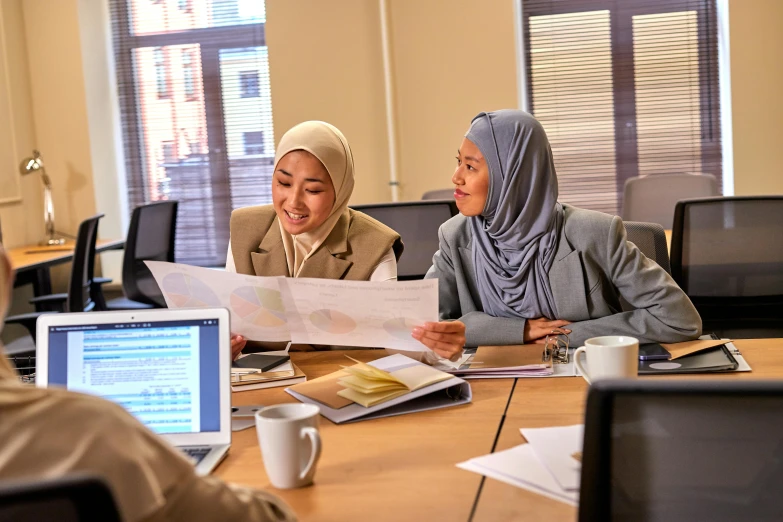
[414,110,701,358]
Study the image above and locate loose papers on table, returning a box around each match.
[457,424,584,506]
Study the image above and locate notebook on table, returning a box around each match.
[36,308,232,475]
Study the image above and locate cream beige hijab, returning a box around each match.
[274,121,355,277]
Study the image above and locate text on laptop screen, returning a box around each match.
[46,319,221,435]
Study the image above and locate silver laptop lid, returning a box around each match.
[36,308,231,447]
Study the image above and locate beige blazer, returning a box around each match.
[230,205,403,280]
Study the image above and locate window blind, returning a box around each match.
[110,0,274,266]
[522,0,722,215]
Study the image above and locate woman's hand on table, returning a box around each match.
[524,318,571,344]
[411,321,466,361]
[230,334,247,360]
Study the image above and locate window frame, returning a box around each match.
[111,0,267,264]
[239,70,261,98]
[520,0,722,202]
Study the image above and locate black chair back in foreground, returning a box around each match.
[0,474,121,522]
[580,379,783,522]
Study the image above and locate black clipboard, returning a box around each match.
[638,343,738,375]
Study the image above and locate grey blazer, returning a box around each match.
[425,204,702,347]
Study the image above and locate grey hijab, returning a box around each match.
[466,110,564,320]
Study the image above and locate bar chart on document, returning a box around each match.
[280,278,439,351]
[146,261,291,341]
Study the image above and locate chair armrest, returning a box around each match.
[93,277,113,285]
[28,293,68,312]
[4,311,56,341]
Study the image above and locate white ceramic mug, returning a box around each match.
[255,403,322,489]
[573,336,639,384]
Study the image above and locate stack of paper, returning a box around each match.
[231,361,307,392]
[449,345,554,378]
[457,424,584,506]
[337,356,452,407]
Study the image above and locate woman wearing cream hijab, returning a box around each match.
[227,121,403,356]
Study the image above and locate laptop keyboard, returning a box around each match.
[182,446,211,465]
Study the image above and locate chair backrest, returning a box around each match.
[421,189,454,200]
[623,221,671,274]
[621,173,719,229]
[0,474,121,522]
[350,200,458,279]
[670,197,783,319]
[67,214,103,313]
[123,201,178,306]
[579,380,783,522]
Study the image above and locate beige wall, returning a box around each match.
[389,0,518,200]
[23,0,97,233]
[265,0,392,204]
[729,0,783,196]
[0,0,42,249]
[266,0,518,203]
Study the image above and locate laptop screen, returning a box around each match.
[45,318,221,435]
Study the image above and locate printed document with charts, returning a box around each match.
[145,261,437,351]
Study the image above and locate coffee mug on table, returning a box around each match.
[573,336,639,384]
[255,403,322,489]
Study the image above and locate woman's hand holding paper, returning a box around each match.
[411,321,466,361]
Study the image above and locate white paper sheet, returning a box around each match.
[520,424,584,491]
[457,444,579,506]
[279,278,438,351]
[146,261,290,341]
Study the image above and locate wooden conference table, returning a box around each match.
[218,339,783,522]
[7,239,125,296]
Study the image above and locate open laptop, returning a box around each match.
[35,308,231,475]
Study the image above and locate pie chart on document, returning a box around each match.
[161,273,221,308]
[229,286,288,327]
[309,309,357,334]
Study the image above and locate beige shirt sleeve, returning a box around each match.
[369,247,397,282]
[0,383,296,522]
[225,240,236,272]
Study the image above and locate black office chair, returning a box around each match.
[670,196,783,338]
[350,200,458,280]
[580,380,783,521]
[93,201,178,310]
[4,214,104,343]
[0,474,121,522]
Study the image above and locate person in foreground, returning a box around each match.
[415,109,702,358]
[0,248,296,522]
[226,121,404,357]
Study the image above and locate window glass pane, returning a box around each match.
[132,43,220,265]
[633,11,703,176]
[529,10,619,214]
[219,46,275,211]
[129,0,265,36]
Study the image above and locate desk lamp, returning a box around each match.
[20,150,65,246]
